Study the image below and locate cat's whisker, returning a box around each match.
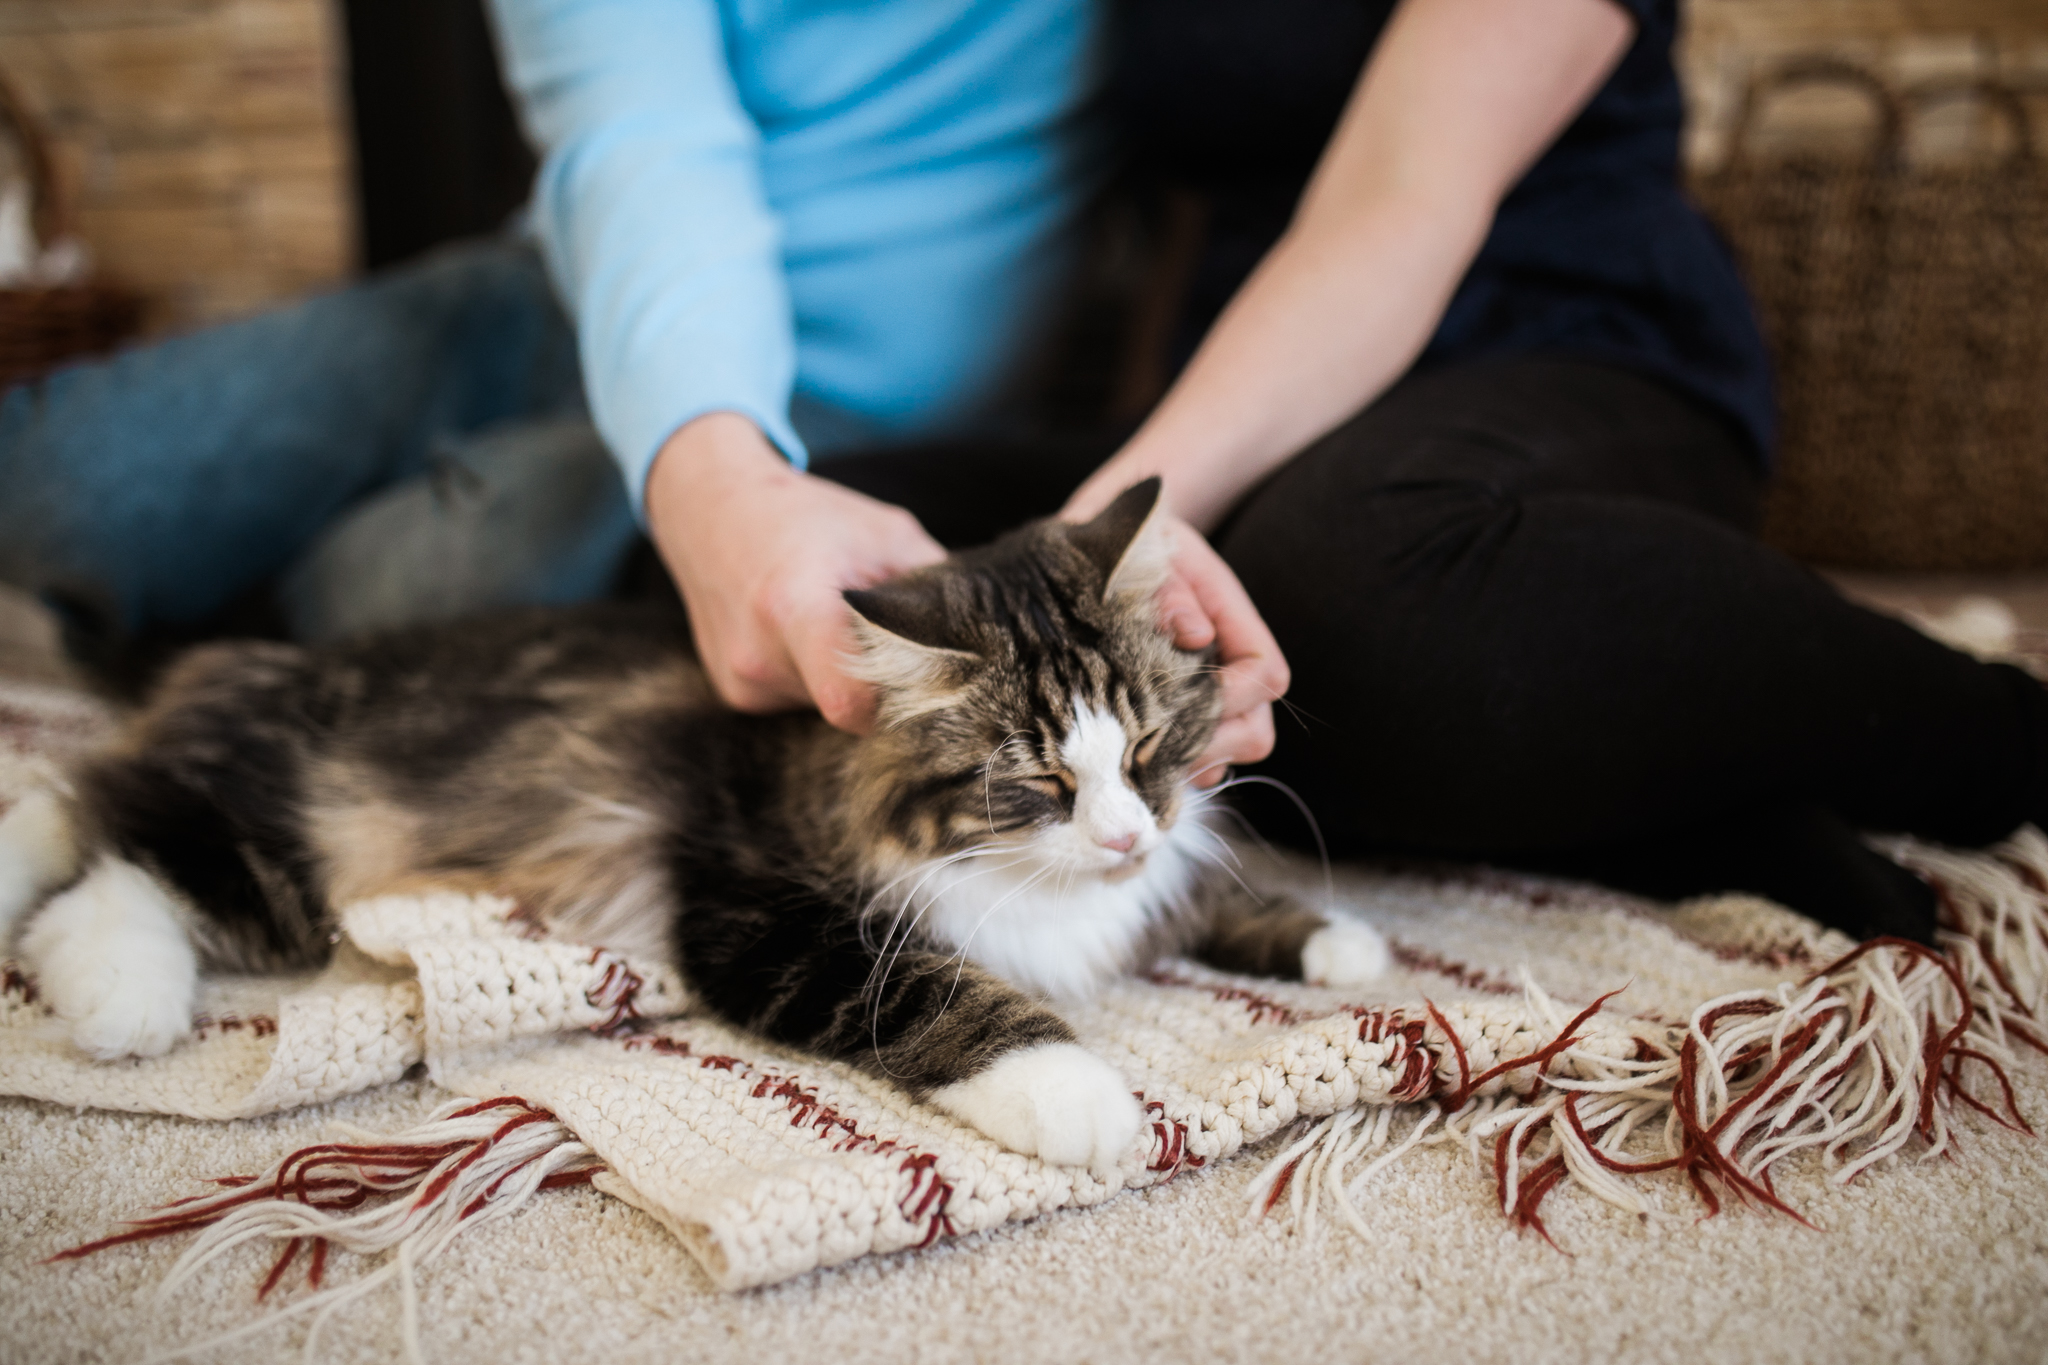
[1207,801,1277,852]
[862,868,936,960]
[863,844,1039,1041]
[887,854,1019,950]
[1182,831,1266,907]
[918,860,1064,1038]
[1179,783,1240,829]
[891,848,1020,924]
[858,846,1009,998]
[936,860,1060,977]
[1183,821,1245,873]
[860,846,1013,999]
[1187,662,1318,734]
[873,842,1008,900]
[882,858,1065,1054]
[865,843,1008,922]
[868,897,949,1048]
[980,731,1028,836]
[1200,774,1334,907]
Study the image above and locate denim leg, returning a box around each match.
[0,238,582,647]
[275,416,637,644]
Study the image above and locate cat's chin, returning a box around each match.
[1096,853,1150,884]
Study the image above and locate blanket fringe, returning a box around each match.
[52,1095,599,1364]
[51,831,2048,1324]
[1251,828,2048,1247]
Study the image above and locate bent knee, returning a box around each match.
[1222,474,1524,629]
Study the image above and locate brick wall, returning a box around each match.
[0,0,351,335]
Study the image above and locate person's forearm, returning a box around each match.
[645,411,799,550]
[1066,0,1632,530]
[489,0,806,513]
[1072,191,1489,531]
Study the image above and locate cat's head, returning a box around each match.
[844,478,1223,878]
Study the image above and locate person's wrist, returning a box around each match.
[646,412,794,544]
[1065,435,1244,534]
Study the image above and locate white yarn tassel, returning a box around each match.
[53,1096,597,1365]
[1253,828,2048,1246]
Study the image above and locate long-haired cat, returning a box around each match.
[0,480,1387,1170]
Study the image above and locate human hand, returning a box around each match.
[645,413,946,733]
[1148,513,1289,786]
[1064,469,1289,787]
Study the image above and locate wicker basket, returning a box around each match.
[1692,59,2048,571]
[0,67,142,390]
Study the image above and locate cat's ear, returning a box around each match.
[843,580,970,653]
[1068,476,1171,600]
[843,581,978,704]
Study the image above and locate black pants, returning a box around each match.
[825,357,2048,942]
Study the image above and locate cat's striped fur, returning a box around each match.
[0,480,1388,1168]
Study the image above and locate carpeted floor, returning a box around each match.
[6,1056,2045,1365]
[2,581,2047,1365]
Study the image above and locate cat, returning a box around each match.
[0,478,1388,1171]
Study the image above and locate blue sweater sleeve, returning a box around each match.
[487,0,809,513]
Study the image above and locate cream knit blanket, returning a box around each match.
[3,677,2044,1302]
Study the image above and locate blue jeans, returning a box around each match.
[0,239,638,652]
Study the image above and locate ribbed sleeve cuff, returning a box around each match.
[608,391,809,522]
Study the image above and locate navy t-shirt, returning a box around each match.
[1114,0,1775,461]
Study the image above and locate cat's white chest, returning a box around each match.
[914,829,1201,999]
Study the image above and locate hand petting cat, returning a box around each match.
[1062,473,1290,788]
[1122,515,1285,785]
[646,407,1288,786]
[646,409,946,734]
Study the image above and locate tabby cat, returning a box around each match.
[0,480,1387,1170]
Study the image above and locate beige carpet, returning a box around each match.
[3,583,2047,1365]
[5,1057,2045,1365]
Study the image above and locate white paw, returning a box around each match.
[21,857,196,1059]
[1301,917,1391,988]
[928,1042,1143,1173]
[0,789,78,937]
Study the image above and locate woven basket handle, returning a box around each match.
[1725,57,1906,169]
[0,64,65,250]
[1901,77,2038,164]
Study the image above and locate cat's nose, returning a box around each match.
[1099,832,1138,854]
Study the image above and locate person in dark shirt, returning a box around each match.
[890,0,2042,941]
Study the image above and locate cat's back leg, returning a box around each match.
[83,641,333,971]
[17,640,327,1059]
[20,853,197,1058]
[0,788,80,938]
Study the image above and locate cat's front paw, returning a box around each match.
[928,1042,1143,1174]
[1301,916,1391,988]
[21,857,196,1059]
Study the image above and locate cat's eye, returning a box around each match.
[1018,771,1074,800]
[1130,728,1165,769]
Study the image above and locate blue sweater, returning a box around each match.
[488,0,1106,509]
